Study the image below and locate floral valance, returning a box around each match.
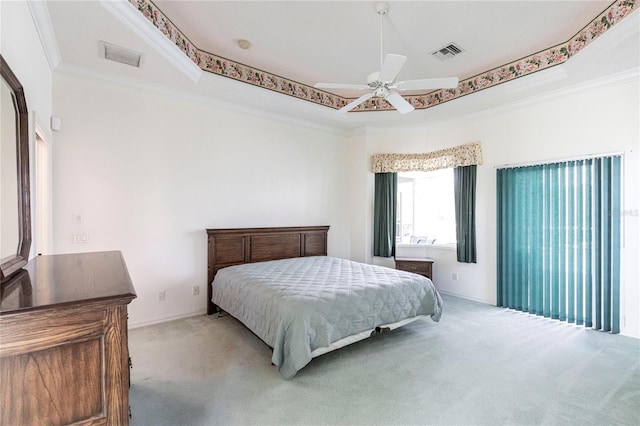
[371,142,483,173]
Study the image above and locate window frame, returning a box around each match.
[396,168,457,249]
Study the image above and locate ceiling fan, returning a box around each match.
[315,1,459,114]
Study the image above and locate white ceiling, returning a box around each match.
[154,1,608,88]
[42,1,640,131]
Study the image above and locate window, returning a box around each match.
[397,169,456,246]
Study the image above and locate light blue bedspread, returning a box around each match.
[211,256,443,379]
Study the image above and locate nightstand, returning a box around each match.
[395,257,434,280]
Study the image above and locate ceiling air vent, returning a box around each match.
[99,41,144,68]
[432,43,464,61]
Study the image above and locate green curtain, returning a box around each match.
[496,156,621,333]
[373,172,397,257]
[454,165,477,263]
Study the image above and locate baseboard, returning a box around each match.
[437,290,640,340]
[619,330,640,339]
[436,289,493,306]
[129,309,207,329]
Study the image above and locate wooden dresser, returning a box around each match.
[0,251,136,425]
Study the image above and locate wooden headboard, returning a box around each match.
[206,226,329,314]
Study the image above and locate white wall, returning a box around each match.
[353,77,640,337]
[345,129,370,263]
[10,0,638,337]
[49,63,639,338]
[52,73,350,327]
[1,0,53,258]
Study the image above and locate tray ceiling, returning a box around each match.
[40,0,640,128]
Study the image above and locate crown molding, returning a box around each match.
[100,0,202,82]
[410,67,639,132]
[27,0,62,70]
[515,67,639,108]
[29,0,638,114]
[123,0,638,113]
[568,5,640,60]
[54,62,349,137]
[53,61,638,140]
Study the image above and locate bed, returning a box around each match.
[207,226,443,379]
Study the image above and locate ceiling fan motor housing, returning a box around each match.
[375,2,390,15]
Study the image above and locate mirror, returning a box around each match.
[0,54,31,281]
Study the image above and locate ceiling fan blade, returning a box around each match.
[385,92,414,114]
[339,92,375,113]
[378,54,407,82]
[314,82,370,91]
[396,77,459,91]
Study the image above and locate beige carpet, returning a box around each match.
[128,295,640,425]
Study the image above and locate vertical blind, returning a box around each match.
[496,155,621,333]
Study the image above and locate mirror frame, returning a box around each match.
[0,54,31,281]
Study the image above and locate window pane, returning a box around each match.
[397,169,456,245]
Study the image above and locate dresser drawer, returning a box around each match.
[395,259,433,280]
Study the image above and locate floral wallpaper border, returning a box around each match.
[371,142,483,173]
[128,0,637,113]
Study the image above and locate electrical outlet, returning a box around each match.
[73,232,90,243]
[192,286,200,296]
[452,272,458,281]
[157,290,166,302]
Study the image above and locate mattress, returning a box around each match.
[211,256,443,379]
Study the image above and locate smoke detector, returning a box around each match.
[432,43,464,61]
[237,39,252,50]
[99,41,144,68]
